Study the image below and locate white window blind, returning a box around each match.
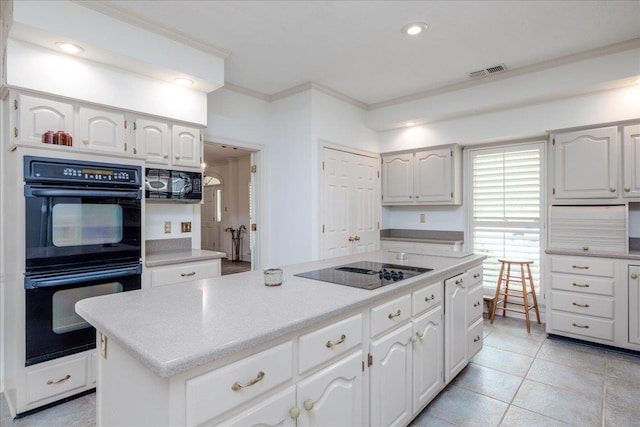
[469,143,543,291]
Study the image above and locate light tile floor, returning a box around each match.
[2,316,639,426]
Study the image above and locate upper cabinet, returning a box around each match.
[623,124,640,199]
[11,93,74,145]
[8,91,203,170]
[382,145,461,206]
[134,119,201,169]
[77,107,126,153]
[551,124,640,202]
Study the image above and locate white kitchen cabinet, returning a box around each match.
[444,272,468,383]
[369,322,413,427]
[629,265,640,345]
[133,118,170,162]
[295,351,363,427]
[147,259,221,287]
[224,386,297,427]
[172,125,201,169]
[11,93,74,145]
[382,145,461,206]
[412,306,443,413]
[551,126,619,199]
[623,124,640,199]
[77,106,126,153]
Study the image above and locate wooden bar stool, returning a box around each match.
[489,259,541,333]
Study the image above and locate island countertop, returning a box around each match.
[76,250,485,378]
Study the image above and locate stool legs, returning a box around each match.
[490,260,540,333]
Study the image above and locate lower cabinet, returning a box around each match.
[412,306,444,413]
[628,265,640,345]
[146,259,221,288]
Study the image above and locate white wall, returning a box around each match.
[380,86,640,232]
[145,204,201,247]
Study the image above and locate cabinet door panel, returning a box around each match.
[16,94,73,145]
[414,148,452,202]
[629,266,640,345]
[172,125,201,168]
[78,107,125,152]
[553,127,618,198]
[136,118,170,165]
[623,124,640,198]
[224,386,296,427]
[445,274,468,383]
[382,153,413,204]
[413,307,444,412]
[296,351,363,427]
[370,322,413,427]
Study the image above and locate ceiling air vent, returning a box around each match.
[467,63,508,79]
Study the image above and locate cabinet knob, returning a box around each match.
[163,154,169,159]
[416,330,424,339]
[289,407,300,419]
[175,155,181,160]
[410,335,417,343]
[582,246,589,252]
[303,399,314,411]
[610,188,616,193]
[82,138,89,145]
[632,273,638,279]
[625,187,631,192]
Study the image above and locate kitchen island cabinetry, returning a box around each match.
[76,251,485,426]
[627,265,640,345]
[148,259,221,287]
[381,145,461,206]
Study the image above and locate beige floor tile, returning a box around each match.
[606,375,640,410]
[604,400,640,427]
[426,384,509,427]
[526,358,604,399]
[501,405,575,427]
[452,363,523,403]
[536,340,606,374]
[483,330,544,357]
[606,355,640,382]
[512,379,601,427]
[471,345,534,377]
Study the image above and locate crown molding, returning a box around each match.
[369,37,640,110]
[222,82,271,102]
[73,0,230,59]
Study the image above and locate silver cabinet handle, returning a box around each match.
[473,336,481,342]
[181,271,196,277]
[47,374,71,385]
[572,323,589,329]
[572,302,590,308]
[388,309,401,319]
[424,294,435,302]
[572,265,590,270]
[572,282,590,288]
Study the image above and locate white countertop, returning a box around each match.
[145,249,226,267]
[76,250,485,378]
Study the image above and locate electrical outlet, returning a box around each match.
[420,213,426,223]
[181,221,192,233]
[164,221,171,234]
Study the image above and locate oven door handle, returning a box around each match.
[29,189,141,199]
[25,265,142,289]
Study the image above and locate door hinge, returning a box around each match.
[377,222,380,230]
[552,138,555,145]
[381,194,384,201]
[14,127,18,138]
[133,147,137,155]
[322,161,325,171]
[124,120,127,129]
[377,171,380,178]
[13,99,18,110]
[451,192,453,198]
[124,142,128,152]
[552,188,556,195]
[362,361,365,372]
[251,223,257,231]
[251,165,257,173]
[322,224,325,233]
[367,353,373,367]
[133,121,137,131]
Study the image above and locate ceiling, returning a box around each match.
[87,0,640,107]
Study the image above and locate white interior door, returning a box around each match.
[321,147,380,259]
[201,186,220,251]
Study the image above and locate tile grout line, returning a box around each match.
[601,355,608,427]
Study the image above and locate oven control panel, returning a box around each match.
[24,156,142,186]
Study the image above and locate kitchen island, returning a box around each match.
[76,250,485,426]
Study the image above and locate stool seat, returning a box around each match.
[490,259,541,333]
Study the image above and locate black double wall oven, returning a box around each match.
[23,156,143,366]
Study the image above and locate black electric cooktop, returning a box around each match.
[295,261,432,290]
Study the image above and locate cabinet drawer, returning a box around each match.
[412,281,443,315]
[551,291,614,318]
[370,294,411,337]
[467,283,484,324]
[550,274,614,296]
[150,260,220,287]
[551,312,614,341]
[550,257,614,278]
[186,341,293,426]
[298,314,363,374]
[467,318,483,360]
[467,264,483,287]
[27,356,88,405]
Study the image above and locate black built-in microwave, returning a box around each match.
[145,169,202,202]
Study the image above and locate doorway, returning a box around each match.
[201,141,258,275]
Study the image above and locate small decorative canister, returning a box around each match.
[264,268,283,286]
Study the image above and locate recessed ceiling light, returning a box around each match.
[55,42,84,54]
[174,77,194,87]
[401,22,428,36]
[405,121,416,127]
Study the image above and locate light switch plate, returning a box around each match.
[420,213,426,223]
[181,221,192,233]
[164,221,171,233]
